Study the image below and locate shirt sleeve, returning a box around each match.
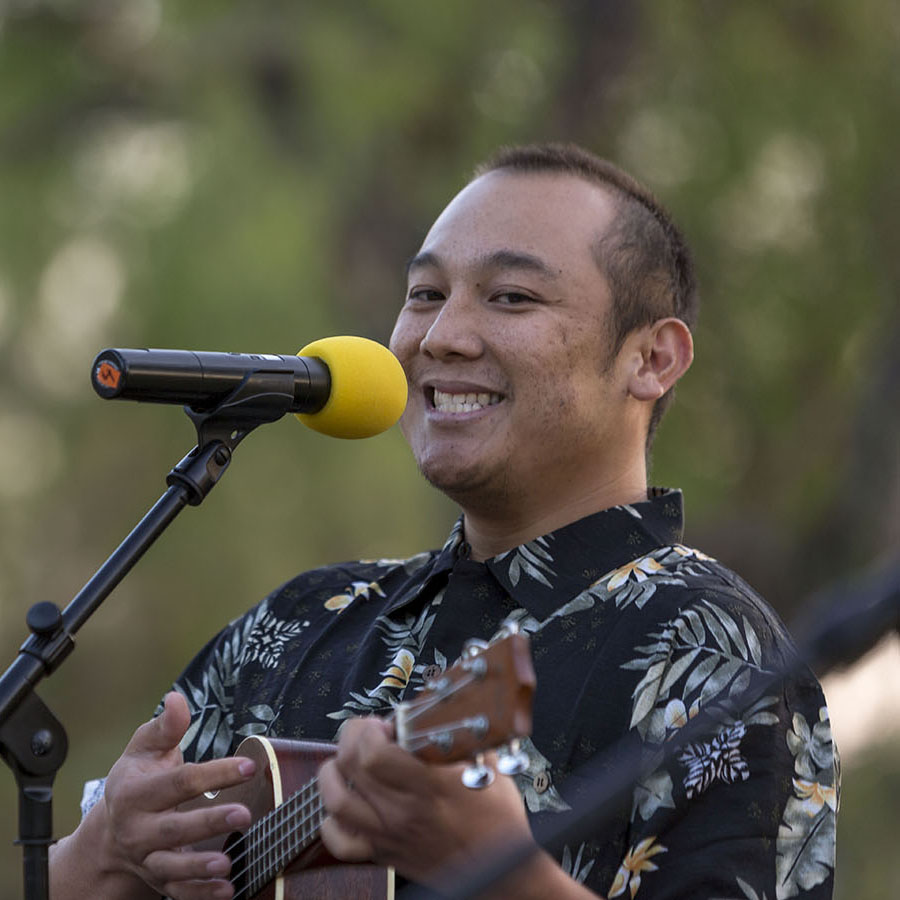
[79,777,106,818]
[168,597,275,763]
[76,610,260,817]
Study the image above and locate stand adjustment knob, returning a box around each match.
[26,602,63,638]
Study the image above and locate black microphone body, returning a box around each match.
[92,348,331,413]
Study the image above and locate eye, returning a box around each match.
[407,287,445,303]
[492,291,537,306]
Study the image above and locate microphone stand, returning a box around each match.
[0,370,300,900]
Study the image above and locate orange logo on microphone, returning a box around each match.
[95,361,122,390]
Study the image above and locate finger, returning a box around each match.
[333,717,394,783]
[335,736,435,805]
[353,742,434,794]
[336,715,394,750]
[143,847,236,886]
[142,803,253,852]
[332,719,436,819]
[126,757,256,813]
[319,814,376,863]
[126,692,191,756]
[109,799,252,867]
[317,758,384,835]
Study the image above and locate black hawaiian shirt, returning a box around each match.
[161,488,839,899]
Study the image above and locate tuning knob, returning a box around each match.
[462,752,495,789]
[496,738,529,776]
[496,618,521,638]
[461,638,489,658]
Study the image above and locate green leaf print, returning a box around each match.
[498,535,556,587]
[775,708,838,898]
[622,598,772,741]
[632,768,675,822]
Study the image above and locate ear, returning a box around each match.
[626,317,694,401]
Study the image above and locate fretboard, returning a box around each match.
[233,775,325,897]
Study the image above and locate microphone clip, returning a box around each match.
[165,370,298,506]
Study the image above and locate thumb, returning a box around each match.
[126,691,191,755]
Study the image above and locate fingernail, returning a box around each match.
[226,809,250,828]
[206,856,230,876]
[238,759,255,777]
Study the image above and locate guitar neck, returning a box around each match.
[234,774,325,895]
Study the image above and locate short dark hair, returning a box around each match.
[473,143,699,451]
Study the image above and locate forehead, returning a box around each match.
[413,170,619,276]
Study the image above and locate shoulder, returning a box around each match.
[598,542,797,653]
[177,550,439,674]
[599,544,824,737]
[262,550,438,617]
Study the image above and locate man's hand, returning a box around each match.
[317,716,536,890]
[50,692,257,900]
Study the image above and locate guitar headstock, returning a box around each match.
[393,627,535,768]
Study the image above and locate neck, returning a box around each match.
[460,471,649,562]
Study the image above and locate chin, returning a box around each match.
[418,455,477,492]
[418,458,509,509]
[420,464,476,496]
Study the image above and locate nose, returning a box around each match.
[420,293,484,360]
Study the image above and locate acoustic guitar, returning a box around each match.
[186,630,535,900]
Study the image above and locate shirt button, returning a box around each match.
[532,771,551,794]
[422,664,442,682]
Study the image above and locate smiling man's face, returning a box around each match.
[390,169,641,519]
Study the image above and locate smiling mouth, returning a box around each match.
[431,388,503,413]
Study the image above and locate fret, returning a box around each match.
[258,801,266,892]
[251,812,266,896]
[250,818,261,896]
[269,796,278,885]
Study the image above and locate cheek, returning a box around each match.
[389,314,421,368]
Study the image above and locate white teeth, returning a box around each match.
[433,389,502,414]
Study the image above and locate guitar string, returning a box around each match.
[229,780,337,896]
[226,776,325,896]
[223,771,324,869]
[229,798,326,899]
[222,669,486,893]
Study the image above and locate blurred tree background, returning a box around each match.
[0,0,897,896]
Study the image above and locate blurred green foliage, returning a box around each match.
[0,1,897,896]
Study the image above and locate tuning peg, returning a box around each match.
[462,752,495,789]
[461,637,489,658]
[496,738,529,776]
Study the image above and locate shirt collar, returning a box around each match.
[385,488,685,618]
[483,488,685,618]
[382,517,463,614]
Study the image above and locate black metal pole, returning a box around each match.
[0,363,302,900]
[0,441,237,900]
[0,482,191,722]
[0,472,201,900]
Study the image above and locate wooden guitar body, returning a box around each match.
[192,736,392,900]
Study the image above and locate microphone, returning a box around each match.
[91,335,408,439]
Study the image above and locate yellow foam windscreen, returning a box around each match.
[294,336,408,439]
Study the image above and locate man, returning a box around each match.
[50,144,839,899]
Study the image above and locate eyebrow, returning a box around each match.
[405,249,560,281]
